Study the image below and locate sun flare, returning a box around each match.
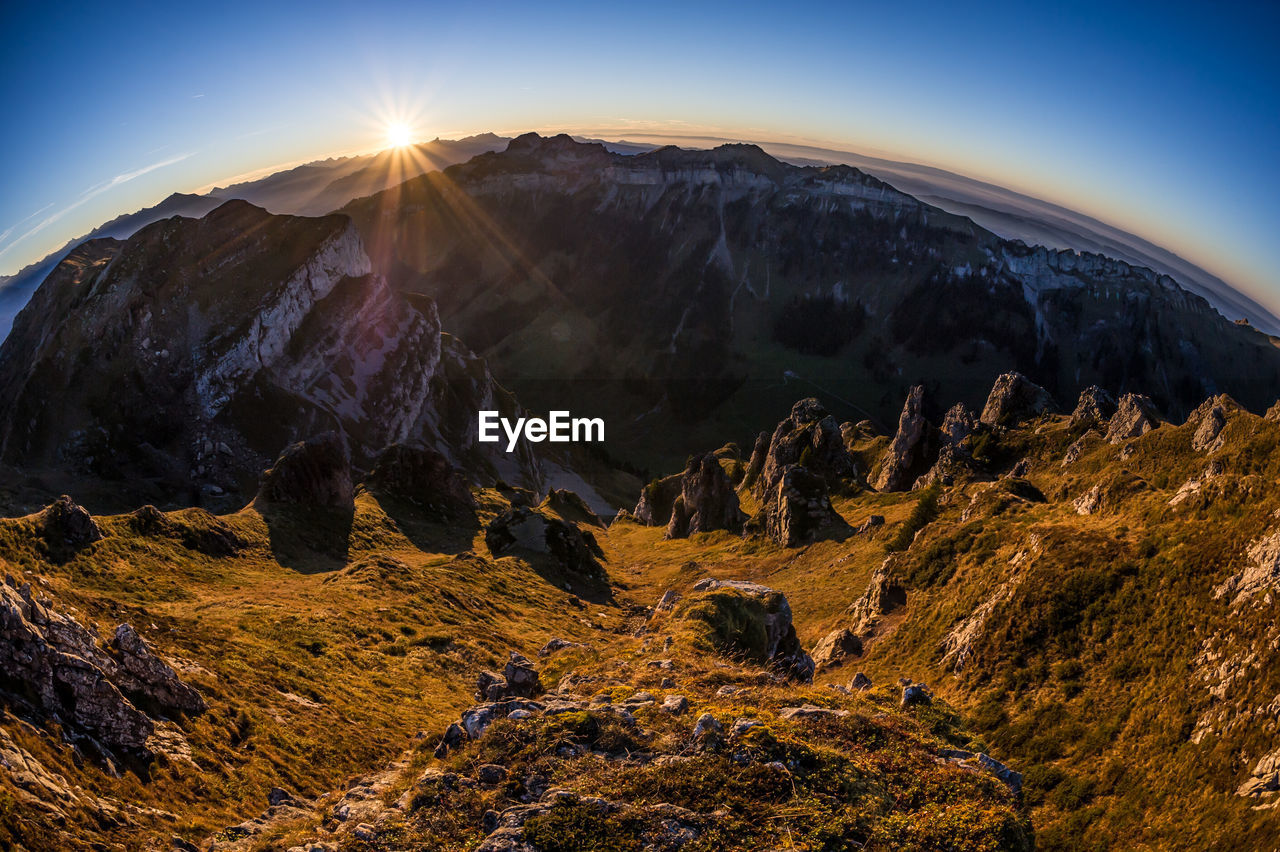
[385,123,413,148]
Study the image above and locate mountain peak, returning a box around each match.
[504,132,609,158]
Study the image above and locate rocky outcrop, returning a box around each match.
[1187,395,1236,453]
[0,576,204,756]
[811,628,862,671]
[1267,402,1280,423]
[110,625,207,716]
[914,443,981,490]
[485,507,604,578]
[753,465,846,547]
[664,454,745,539]
[849,557,907,636]
[1214,531,1280,606]
[37,495,102,557]
[940,403,976,445]
[756,398,857,497]
[476,653,543,702]
[979,372,1057,427]
[1106,393,1160,443]
[633,474,683,527]
[540,489,604,528]
[740,431,769,489]
[255,433,354,508]
[1069,386,1118,429]
[1061,432,1097,467]
[1192,406,1227,452]
[680,579,815,682]
[1236,748,1280,802]
[873,386,934,492]
[1073,485,1104,515]
[365,443,474,517]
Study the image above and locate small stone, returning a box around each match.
[692,713,722,744]
[476,764,508,785]
[901,684,932,707]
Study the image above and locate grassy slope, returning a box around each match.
[4,403,1278,850]
[604,406,1280,850]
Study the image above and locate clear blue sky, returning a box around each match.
[2,0,1276,314]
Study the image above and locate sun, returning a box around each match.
[385,123,413,148]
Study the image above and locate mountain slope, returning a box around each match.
[341,133,1280,472]
[0,135,508,344]
[0,200,541,511]
[593,133,1280,334]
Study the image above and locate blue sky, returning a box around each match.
[2,0,1276,315]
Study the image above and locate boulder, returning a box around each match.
[855,515,885,535]
[873,385,934,492]
[1105,394,1160,444]
[679,579,815,682]
[901,683,933,707]
[753,464,846,547]
[665,453,746,538]
[256,432,353,508]
[850,672,872,691]
[39,495,102,554]
[811,628,862,671]
[503,653,541,697]
[691,713,723,747]
[485,507,604,578]
[538,638,587,657]
[979,372,1057,427]
[1068,386,1118,429]
[365,444,474,517]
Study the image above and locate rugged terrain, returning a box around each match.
[340,133,1280,471]
[3,375,1280,849]
[0,200,631,515]
[4,134,1280,851]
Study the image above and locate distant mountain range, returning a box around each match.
[4,131,1276,345]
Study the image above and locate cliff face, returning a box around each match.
[0,200,540,508]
